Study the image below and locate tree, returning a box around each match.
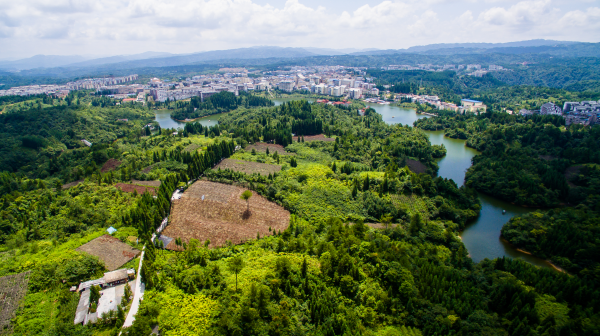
[240,190,252,211]
[228,256,245,292]
[380,213,393,230]
[410,213,423,235]
[123,282,133,305]
[90,285,101,307]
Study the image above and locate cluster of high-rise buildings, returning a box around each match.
[0,75,138,97]
[140,66,377,102]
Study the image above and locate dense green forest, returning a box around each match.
[0,94,154,181]
[415,112,600,207]
[1,84,599,336]
[120,101,600,336]
[169,91,273,120]
[501,163,600,277]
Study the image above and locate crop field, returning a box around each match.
[100,158,122,173]
[292,134,335,142]
[245,143,295,155]
[76,234,141,271]
[62,180,84,189]
[406,159,427,174]
[115,183,157,195]
[162,180,290,249]
[214,159,281,176]
[131,180,162,188]
[0,271,31,335]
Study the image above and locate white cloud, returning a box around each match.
[0,0,598,58]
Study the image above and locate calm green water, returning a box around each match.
[365,104,552,268]
[154,110,221,129]
[364,102,428,126]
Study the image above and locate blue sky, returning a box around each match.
[0,0,598,59]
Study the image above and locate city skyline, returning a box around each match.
[0,0,599,59]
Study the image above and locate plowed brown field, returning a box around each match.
[162,180,290,249]
[115,183,157,195]
[214,159,281,176]
[292,134,335,142]
[246,142,295,155]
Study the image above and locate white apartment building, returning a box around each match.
[540,102,563,116]
[348,88,362,99]
[278,81,294,92]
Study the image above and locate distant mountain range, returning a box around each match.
[0,40,597,74]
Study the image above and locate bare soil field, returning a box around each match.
[115,183,157,196]
[246,143,295,155]
[367,223,401,229]
[131,180,161,188]
[292,134,335,142]
[76,235,140,271]
[101,158,122,173]
[0,271,31,335]
[62,180,84,189]
[214,159,281,176]
[141,164,157,174]
[406,159,427,174]
[162,180,290,249]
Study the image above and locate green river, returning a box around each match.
[366,102,553,268]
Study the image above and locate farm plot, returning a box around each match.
[115,183,157,196]
[214,159,281,176]
[0,271,31,335]
[292,134,335,142]
[162,180,290,249]
[406,159,427,174]
[245,143,295,155]
[100,158,122,173]
[131,180,161,188]
[76,235,141,271]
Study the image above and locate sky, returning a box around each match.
[0,0,599,59]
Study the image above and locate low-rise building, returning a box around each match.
[461,99,487,114]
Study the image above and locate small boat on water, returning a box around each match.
[502,210,506,214]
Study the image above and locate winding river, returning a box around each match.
[366,102,553,268]
[154,100,552,268]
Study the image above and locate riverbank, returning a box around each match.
[500,236,569,273]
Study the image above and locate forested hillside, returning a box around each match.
[0,89,599,336]
[415,112,600,207]
[170,91,273,120]
[0,94,154,181]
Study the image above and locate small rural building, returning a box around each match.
[103,269,129,287]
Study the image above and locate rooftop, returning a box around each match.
[461,99,482,103]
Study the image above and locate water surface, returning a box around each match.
[154,110,221,129]
[364,102,428,126]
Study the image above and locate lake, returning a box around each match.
[154,109,221,130]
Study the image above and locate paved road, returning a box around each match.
[122,217,168,329]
